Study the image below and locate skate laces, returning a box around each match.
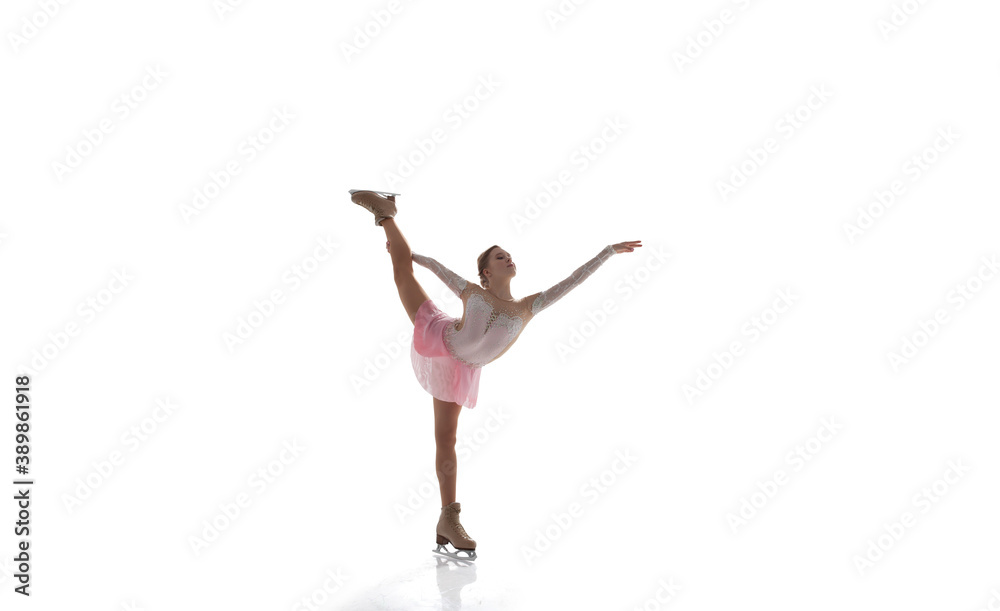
[447,510,471,539]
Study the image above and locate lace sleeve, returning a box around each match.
[530,245,616,315]
[411,252,469,297]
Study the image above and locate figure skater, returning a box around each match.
[349,189,642,560]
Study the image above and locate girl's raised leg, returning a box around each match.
[382,218,430,325]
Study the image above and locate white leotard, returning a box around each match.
[411,245,616,367]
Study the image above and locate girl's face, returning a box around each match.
[484,247,515,284]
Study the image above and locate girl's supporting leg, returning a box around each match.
[382,218,430,325]
[433,397,463,507]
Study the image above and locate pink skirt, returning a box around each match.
[410,299,481,408]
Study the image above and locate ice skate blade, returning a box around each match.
[432,544,477,562]
[349,188,400,197]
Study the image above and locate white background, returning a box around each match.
[2,0,999,609]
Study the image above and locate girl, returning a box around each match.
[350,189,641,560]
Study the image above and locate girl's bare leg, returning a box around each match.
[433,397,463,507]
[382,218,430,325]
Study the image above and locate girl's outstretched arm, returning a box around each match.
[529,241,641,315]
[530,245,616,315]
[411,252,471,298]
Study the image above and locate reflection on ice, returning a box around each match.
[336,554,518,610]
[435,556,478,610]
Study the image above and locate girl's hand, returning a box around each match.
[611,240,642,254]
